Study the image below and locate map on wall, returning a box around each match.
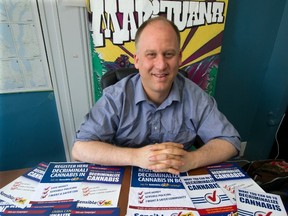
[89,0,229,101]
[0,0,52,94]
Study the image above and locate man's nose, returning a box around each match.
[154,55,167,70]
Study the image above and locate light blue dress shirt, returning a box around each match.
[75,73,241,151]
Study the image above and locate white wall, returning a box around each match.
[37,0,93,160]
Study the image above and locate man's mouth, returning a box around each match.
[152,73,168,78]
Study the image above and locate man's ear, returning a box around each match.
[178,50,182,66]
[134,54,139,69]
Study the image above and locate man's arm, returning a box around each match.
[72,141,184,173]
[183,139,238,170]
[72,141,134,166]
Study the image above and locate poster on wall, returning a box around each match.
[0,0,52,94]
[89,0,229,101]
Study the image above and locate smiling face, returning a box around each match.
[134,19,182,105]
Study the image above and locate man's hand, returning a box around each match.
[146,142,186,175]
[132,143,185,175]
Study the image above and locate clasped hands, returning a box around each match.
[135,142,190,175]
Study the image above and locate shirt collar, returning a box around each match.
[134,74,182,106]
[135,75,147,104]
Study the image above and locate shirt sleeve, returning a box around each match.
[74,91,119,143]
[196,95,241,151]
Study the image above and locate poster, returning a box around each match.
[89,0,229,100]
[0,0,52,94]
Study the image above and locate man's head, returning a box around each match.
[135,16,181,50]
[134,16,182,105]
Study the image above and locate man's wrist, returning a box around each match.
[185,151,199,170]
[127,147,138,167]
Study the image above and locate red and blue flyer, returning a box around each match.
[76,164,124,208]
[127,167,199,216]
[207,162,265,204]
[180,174,237,216]
[0,199,18,214]
[0,162,48,208]
[235,187,286,216]
[3,207,52,215]
[30,162,89,204]
[30,201,78,215]
[70,207,119,216]
[29,162,124,209]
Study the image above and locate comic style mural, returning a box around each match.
[89,0,229,100]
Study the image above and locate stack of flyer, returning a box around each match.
[207,162,287,214]
[127,162,287,216]
[0,162,124,215]
[179,162,287,215]
[1,162,287,215]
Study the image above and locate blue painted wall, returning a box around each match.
[0,91,66,171]
[215,0,288,160]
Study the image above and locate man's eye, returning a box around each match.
[147,53,156,58]
[165,52,175,58]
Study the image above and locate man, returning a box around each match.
[72,16,240,175]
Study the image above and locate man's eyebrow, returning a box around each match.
[165,49,177,53]
[144,49,177,53]
[144,49,156,53]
